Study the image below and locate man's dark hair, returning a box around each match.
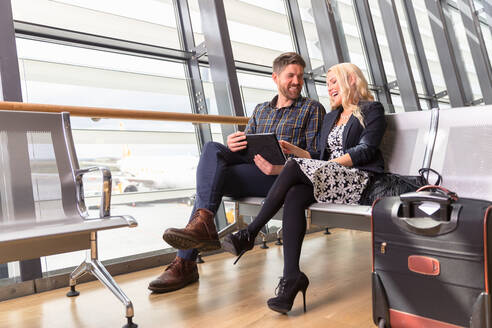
[272,52,306,74]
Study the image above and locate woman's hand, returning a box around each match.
[329,153,353,167]
[253,154,283,175]
[279,140,311,158]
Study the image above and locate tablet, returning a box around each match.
[243,133,286,165]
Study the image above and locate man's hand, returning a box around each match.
[279,140,311,158]
[227,131,247,152]
[254,154,283,175]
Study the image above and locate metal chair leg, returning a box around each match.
[67,261,89,297]
[90,260,137,328]
[67,232,137,327]
[275,227,283,245]
[259,231,269,249]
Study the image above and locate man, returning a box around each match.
[148,52,326,293]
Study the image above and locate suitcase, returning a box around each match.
[372,186,492,328]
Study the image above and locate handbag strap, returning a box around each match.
[416,185,458,201]
[418,168,442,186]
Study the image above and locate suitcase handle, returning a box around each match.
[400,191,451,221]
[400,191,451,205]
[392,203,461,236]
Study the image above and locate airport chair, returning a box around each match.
[0,110,138,328]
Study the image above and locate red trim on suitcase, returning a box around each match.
[416,185,459,201]
[484,206,492,294]
[408,255,440,276]
[389,309,465,328]
[371,198,383,273]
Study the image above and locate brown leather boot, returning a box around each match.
[163,208,221,251]
[148,256,199,293]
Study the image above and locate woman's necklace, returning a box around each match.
[340,111,352,120]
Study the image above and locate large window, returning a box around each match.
[16,38,200,272]
[189,0,295,66]
[333,0,372,82]
[448,4,483,102]
[11,0,180,48]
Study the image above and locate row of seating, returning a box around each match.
[225,105,492,237]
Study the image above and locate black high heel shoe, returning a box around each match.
[222,229,255,264]
[267,272,309,314]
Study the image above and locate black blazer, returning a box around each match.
[309,101,386,173]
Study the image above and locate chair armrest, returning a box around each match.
[75,166,112,218]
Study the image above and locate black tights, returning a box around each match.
[247,159,315,278]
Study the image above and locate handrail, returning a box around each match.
[0,101,250,125]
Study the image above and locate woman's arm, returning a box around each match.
[329,153,353,167]
[279,140,311,159]
[345,102,386,166]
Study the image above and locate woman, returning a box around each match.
[222,63,386,314]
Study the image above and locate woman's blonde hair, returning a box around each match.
[327,63,374,126]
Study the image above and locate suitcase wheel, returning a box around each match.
[378,318,387,328]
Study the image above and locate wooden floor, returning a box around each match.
[0,230,375,328]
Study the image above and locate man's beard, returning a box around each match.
[279,84,301,101]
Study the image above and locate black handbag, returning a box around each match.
[359,168,442,205]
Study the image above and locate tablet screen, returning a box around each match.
[243,133,286,165]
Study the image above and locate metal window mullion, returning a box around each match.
[0,0,42,281]
[173,0,213,150]
[0,2,22,102]
[284,0,318,100]
[197,0,245,140]
[14,21,191,62]
[401,0,439,109]
[310,0,350,70]
[352,0,393,111]
[196,0,243,233]
[378,0,420,111]
[424,0,472,107]
[458,0,492,104]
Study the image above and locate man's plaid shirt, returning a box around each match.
[245,95,325,154]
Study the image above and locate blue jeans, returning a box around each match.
[178,141,277,260]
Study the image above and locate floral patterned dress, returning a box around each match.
[294,123,370,204]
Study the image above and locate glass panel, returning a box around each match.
[409,0,447,97]
[335,0,372,83]
[189,0,294,66]
[224,0,294,65]
[393,1,425,95]
[238,72,277,117]
[11,0,180,48]
[366,0,399,92]
[296,0,324,70]
[475,1,492,68]
[15,39,205,272]
[448,5,482,101]
[315,83,330,110]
